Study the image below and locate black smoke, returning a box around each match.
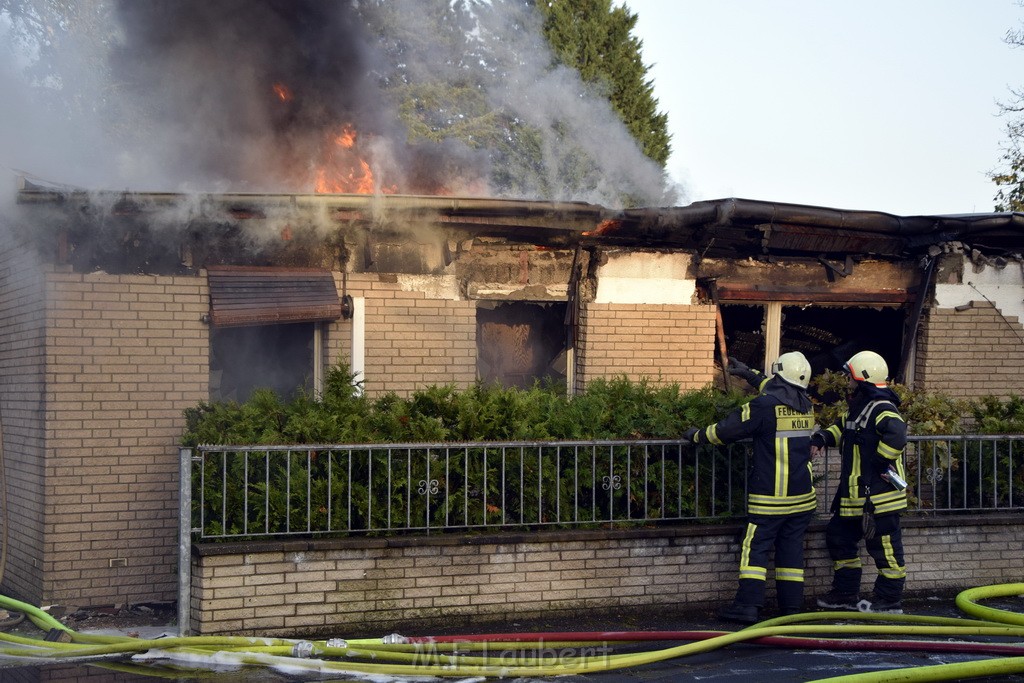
[111,0,415,192]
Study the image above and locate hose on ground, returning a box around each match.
[0,584,1020,680]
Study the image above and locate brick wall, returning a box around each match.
[42,272,209,605]
[190,514,1024,637]
[916,302,1024,398]
[576,303,717,391]
[328,273,477,398]
[0,238,48,604]
[323,284,721,400]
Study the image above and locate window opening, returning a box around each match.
[719,304,765,370]
[720,303,905,384]
[476,301,568,389]
[210,322,316,402]
[781,305,903,376]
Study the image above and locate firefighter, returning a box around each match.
[683,351,816,624]
[812,350,908,614]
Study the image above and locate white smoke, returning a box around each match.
[464,1,677,207]
[0,2,127,198]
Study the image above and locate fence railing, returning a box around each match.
[184,434,1024,541]
[903,435,1021,512]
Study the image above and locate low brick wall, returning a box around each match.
[190,515,1024,637]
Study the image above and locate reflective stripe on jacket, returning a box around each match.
[695,391,815,516]
[819,391,908,517]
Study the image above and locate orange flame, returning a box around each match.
[272,82,293,102]
[313,124,398,195]
[583,219,621,236]
[272,80,396,194]
[332,125,357,149]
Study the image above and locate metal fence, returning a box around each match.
[183,434,1024,541]
[902,435,1021,512]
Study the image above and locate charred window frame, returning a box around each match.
[719,300,907,385]
[708,261,924,387]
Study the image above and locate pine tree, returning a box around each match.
[536,0,671,167]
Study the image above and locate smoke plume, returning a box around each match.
[0,0,677,208]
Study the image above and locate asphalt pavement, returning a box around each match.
[2,592,1023,682]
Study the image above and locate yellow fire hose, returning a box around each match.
[0,585,1021,680]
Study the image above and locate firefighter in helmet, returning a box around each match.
[812,350,908,614]
[683,351,816,624]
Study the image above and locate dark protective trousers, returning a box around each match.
[734,512,813,611]
[825,512,906,601]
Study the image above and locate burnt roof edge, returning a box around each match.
[14,181,1024,255]
[621,197,1022,235]
[16,182,1018,232]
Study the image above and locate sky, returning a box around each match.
[625,0,1024,216]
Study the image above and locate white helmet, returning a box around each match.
[845,350,889,387]
[770,351,811,389]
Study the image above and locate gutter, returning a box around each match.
[15,177,1024,257]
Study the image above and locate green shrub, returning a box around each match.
[810,370,970,436]
[970,394,1024,433]
[182,365,748,446]
[186,364,1024,447]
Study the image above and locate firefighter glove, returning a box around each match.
[726,357,749,376]
[682,427,700,444]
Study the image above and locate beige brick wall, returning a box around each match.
[43,272,209,605]
[0,237,48,604]
[577,303,717,391]
[916,302,1024,398]
[191,515,1023,636]
[192,530,736,636]
[322,286,720,399]
[328,273,477,398]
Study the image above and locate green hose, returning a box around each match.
[811,656,1024,682]
[0,585,1022,679]
[99,622,1024,678]
[0,594,68,633]
[955,582,1024,625]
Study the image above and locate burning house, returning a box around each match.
[3,179,1024,611]
[2,0,1024,621]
